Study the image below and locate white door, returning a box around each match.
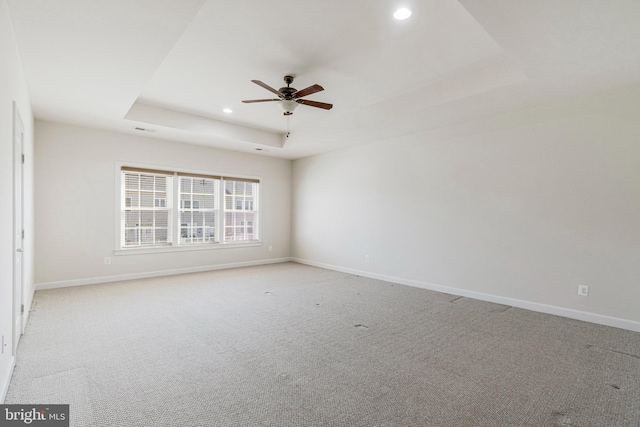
[13,102,24,356]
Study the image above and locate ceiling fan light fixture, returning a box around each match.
[393,7,412,20]
[279,100,299,114]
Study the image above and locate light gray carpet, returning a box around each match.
[5,262,640,426]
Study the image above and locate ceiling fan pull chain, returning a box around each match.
[286,115,291,138]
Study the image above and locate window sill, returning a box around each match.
[114,241,262,256]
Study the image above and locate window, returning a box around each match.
[179,174,217,245]
[120,167,260,250]
[121,168,173,248]
[224,179,258,242]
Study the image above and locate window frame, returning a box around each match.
[178,173,219,246]
[114,162,262,255]
[120,167,173,249]
[223,178,260,243]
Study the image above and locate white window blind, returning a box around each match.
[121,168,173,248]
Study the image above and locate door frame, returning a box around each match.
[12,101,24,356]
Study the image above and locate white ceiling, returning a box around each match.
[7,0,640,159]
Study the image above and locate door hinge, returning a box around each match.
[21,304,24,314]
[22,229,25,239]
[21,154,25,164]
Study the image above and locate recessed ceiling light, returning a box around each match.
[393,7,412,20]
[223,108,233,113]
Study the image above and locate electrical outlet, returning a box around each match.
[578,284,589,296]
[365,254,370,263]
[268,246,273,252]
[104,257,111,265]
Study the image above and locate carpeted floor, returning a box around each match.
[6,262,640,426]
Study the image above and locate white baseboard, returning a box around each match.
[34,256,640,333]
[22,284,34,334]
[292,258,640,333]
[1,290,33,403]
[1,357,16,403]
[35,258,292,291]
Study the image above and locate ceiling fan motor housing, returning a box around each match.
[279,87,296,98]
[280,75,296,99]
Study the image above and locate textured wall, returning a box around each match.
[292,84,640,326]
[34,121,292,285]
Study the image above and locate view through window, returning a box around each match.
[120,167,259,249]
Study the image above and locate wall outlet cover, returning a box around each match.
[578,284,589,296]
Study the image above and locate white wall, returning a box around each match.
[1,0,34,401]
[292,84,640,331]
[34,121,291,287]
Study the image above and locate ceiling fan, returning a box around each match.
[242,75,333,116]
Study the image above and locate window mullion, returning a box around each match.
[172,172,179,247]
[218,178,224,243]
[191,179,195,244]
[137,178,142,246]
[153,176,157,245]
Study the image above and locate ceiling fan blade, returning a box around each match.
[242,99,280,103]
[251,80,283,96]
[298,99,333,110]
[293,84,324,99]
